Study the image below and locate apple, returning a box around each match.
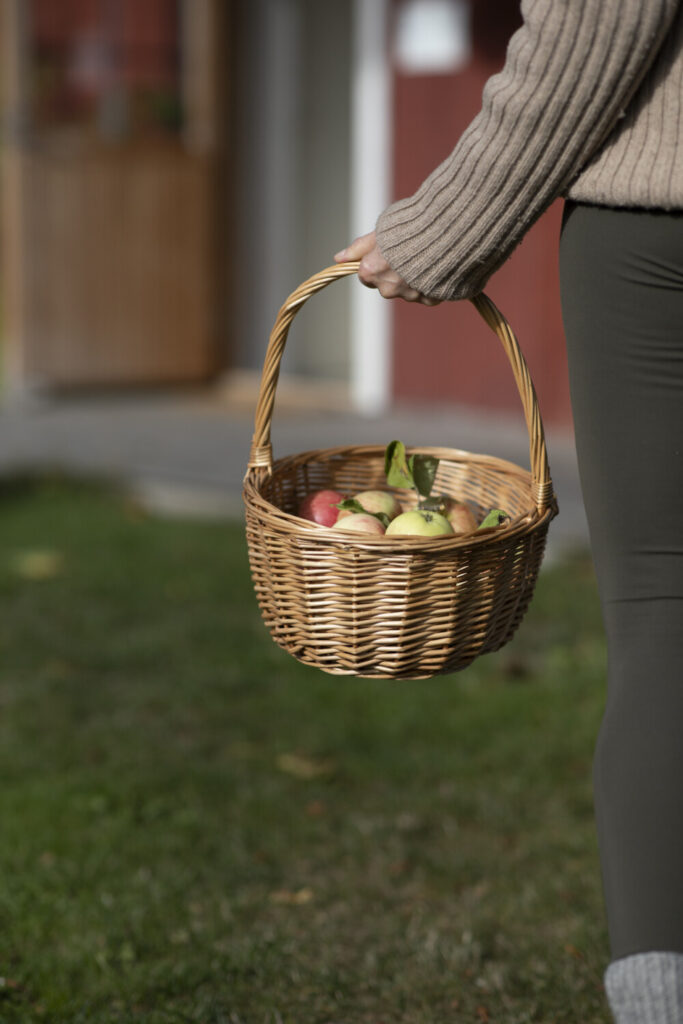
[444,499,478,534]
[298,489,345,527]
[385,509,454,537]
[336,489,403,522]
[331,513,386,536]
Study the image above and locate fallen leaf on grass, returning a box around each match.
[305,799,326,817]
[388,860,409,876]
[276,753,335,779]
[40,659,77,680]
[269,887,314,905]
[11,549,64,580]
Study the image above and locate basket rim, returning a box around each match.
[256,442,536,478]
[243,442,557,551]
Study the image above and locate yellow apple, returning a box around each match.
[331,513,386,535]
[337,489,402,522]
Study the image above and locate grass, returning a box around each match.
[0,474,611,1023]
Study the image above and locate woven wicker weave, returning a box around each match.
[243,263,558,680]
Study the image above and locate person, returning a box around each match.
[335,1,683,1021]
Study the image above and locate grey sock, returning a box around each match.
[605,953,683,1024]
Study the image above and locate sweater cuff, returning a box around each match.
[375,203,492,301]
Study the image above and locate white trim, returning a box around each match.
[350,0,392,415]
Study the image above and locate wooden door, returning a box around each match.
[1,0,226,390]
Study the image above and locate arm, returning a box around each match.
[341,0,679,302]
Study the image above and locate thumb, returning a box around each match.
[334,231,377,262]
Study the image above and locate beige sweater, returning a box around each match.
[375,0,683,301]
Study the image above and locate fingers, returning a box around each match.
[357,245,392,288]
[364,275,441,305]
[375,279,421,302]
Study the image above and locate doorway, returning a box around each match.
[1,0,227,390]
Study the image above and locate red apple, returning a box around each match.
[331,513,386,535]
[444,499,478,534]
[385,509,454,537]
[297,489,345,527]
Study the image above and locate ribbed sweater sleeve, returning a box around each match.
[375,0,680,301]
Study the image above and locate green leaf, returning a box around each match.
[477,508,511,530]
[411,455,439,498]
[385,440,416,490]
[336,498,367,515]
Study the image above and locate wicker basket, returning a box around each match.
[243,263,558,680]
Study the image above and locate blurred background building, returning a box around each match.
[0,0,572,428]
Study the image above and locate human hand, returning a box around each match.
[334,232,441,306]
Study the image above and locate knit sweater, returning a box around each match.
[375,0,683,301]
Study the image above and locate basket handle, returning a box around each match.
[246,263,554,515]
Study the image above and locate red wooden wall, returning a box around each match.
[389,0,572,428]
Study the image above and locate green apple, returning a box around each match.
[385,509,454,537]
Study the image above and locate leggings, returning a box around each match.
[559,201,683,962]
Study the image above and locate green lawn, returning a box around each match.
[0,475,611,1023]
